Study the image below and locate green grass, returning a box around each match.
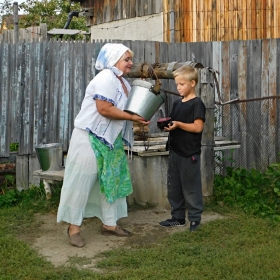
[1,177,280,279]
[1,204,280,279]
[94,214,280,280]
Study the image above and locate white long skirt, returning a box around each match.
[57,127,128,226]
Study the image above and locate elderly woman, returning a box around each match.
[57,43,149,248]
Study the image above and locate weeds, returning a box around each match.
[9,142,19,152]
[0,176,61,212]
[213,162,280,221]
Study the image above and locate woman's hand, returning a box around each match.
[96,100,149,125]
[130,114,150,125]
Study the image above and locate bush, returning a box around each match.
[0,175,61,212]
[213,162,280,220]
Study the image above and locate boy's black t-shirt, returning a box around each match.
[169,97,206,157]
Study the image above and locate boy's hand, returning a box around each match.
[164,119,204,133]
[164,121,177,131]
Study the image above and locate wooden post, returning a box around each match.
[13,2,19,44]
[16,155,29,190]
[199,69,215,197]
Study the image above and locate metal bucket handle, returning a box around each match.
[141,62,162,95]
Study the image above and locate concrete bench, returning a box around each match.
[33,169,64,199]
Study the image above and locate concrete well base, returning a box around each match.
[127,154,170,209]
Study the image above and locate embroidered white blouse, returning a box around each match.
[74,69,134,149]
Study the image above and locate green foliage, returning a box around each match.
[9,142,19,151]
[213,162,280,220]
[1,0,87,40]
[0,176,61,212]
[19,0,86,31]
[0,188,20,208]
[0,175,18,207]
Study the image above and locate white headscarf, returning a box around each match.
[95,43,130,76]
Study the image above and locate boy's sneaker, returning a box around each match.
[159,218,185,227]
[190,221,200,232]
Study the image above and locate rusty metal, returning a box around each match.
[161,88,180,97]
[207,67,280,105]
[215,95,280,105]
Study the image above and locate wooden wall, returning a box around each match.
[2,1,278,43]
[80,0,162,26]
[77,0,280,43]
[163,0,280,42]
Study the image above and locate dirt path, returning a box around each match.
[19,209,223,270]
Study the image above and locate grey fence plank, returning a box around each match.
[73,41,87,123]
[11,44,22,145]
[0,43,11,157]
[50,40,58,143]
[167,42,179,115]
[267,39,278,165]
[277,39,280,162]
[42,41,51,145]
[237,40,248,169]
[261,39,272,167]
[58,41,71,150]
[203,42,213,68]
[212,41,222,141]
[229,41,241,166]
[144,41,160,132]
[221,41,231,137]
[246,40,262,169]
[48,39,58,143]
[159,41,171,117]
[36,41,47,146]
[21,42,34,154]
[68,40,75,137]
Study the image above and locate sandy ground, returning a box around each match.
[18,209,223,270]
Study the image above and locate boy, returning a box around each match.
[159,65,206,232]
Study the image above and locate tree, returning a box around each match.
[1,0,87,37]
[0,0,13,29]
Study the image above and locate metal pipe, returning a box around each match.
[59,11,79,39]
[63,11,79,29]
[215,95,280,105]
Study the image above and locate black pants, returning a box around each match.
[167,150,203,222]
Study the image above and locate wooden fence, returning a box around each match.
[0,39,280,187]
[0,24,48,43]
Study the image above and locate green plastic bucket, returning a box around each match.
[35,143,63,171]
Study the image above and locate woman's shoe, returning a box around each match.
[67,226,85,248]
[101,225,131,237]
